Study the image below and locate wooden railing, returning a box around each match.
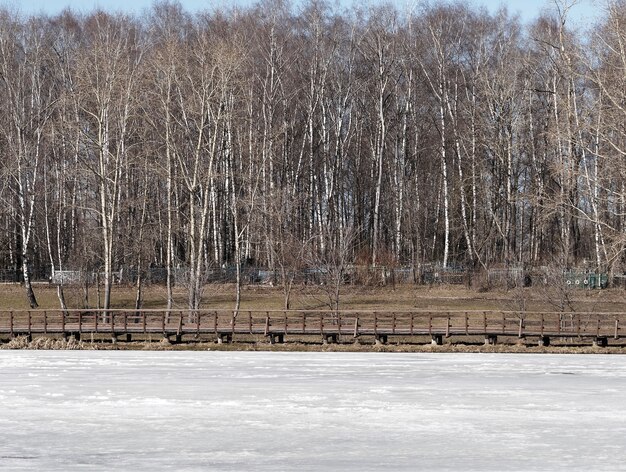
[0,309,622,345]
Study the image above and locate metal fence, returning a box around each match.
[42,266,422,287]
[487,267,609,290]
[421,264,470,285]
[20,264,616,290]
[488,267,528,288]
[0,269,21,283]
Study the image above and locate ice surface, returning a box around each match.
[1,351,625,471]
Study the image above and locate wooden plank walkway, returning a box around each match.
[0,309,622,346]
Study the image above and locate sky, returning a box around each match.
[0,0,603,25]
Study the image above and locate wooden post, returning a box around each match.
[78,312,82,334]
[111,311,115,334]
[465,312,468,335]
[161,312,166,334]
[501,312,505,334]
[142,311,146,334]
[10,311,13,338]
[44,311,47,334]
[392,313,397,335]
[445,315,450,338]
[264,314,270,337]
[428,314,432,336]
[271,333,284,344]
[353,317,359,338]
[484,334,497,345]
[483,312,487,334]
[302,313,306,334]
[197,313,202,337]
[594,337,608,348]
[214,312,218,335]
[338,312,342,336]
[374,334,387,345]
[95,310,98,333]
[518,318,523,338]
[28,311,32,335]
[374,312,378,336]
[217,332,232,344]
[61,310,65,334]
[410,314,414,336]
[615,318,620,340]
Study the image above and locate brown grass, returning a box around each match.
[2,281,626,313]
[3,334,626,353]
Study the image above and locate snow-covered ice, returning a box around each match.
[1,351,625,471]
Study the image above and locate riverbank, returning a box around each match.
[2,335,626,354]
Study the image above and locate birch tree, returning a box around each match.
[73,12,143,310]
[0,13,57,307]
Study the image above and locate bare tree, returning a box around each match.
[308,225,359,313]
[0,13,57,307]
[70,12,144,310]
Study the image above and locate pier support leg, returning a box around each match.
[538,336,550,347]
[217,333,233,344]
[323,333,338,345]
[484,334,497,346]
[431,334,443,346]
[593,337,608,348]
[126,333,132,342]
[267,333,284,344]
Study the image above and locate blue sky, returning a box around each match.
[0,0,602,25]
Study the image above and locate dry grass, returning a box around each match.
[3,334,626,353]
[1,335,89,350]
[2,281,626,313]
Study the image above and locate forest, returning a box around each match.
[1,0,626,309]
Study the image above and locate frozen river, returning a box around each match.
[1,351,625,471]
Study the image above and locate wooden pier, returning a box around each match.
[0,309,622,346]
